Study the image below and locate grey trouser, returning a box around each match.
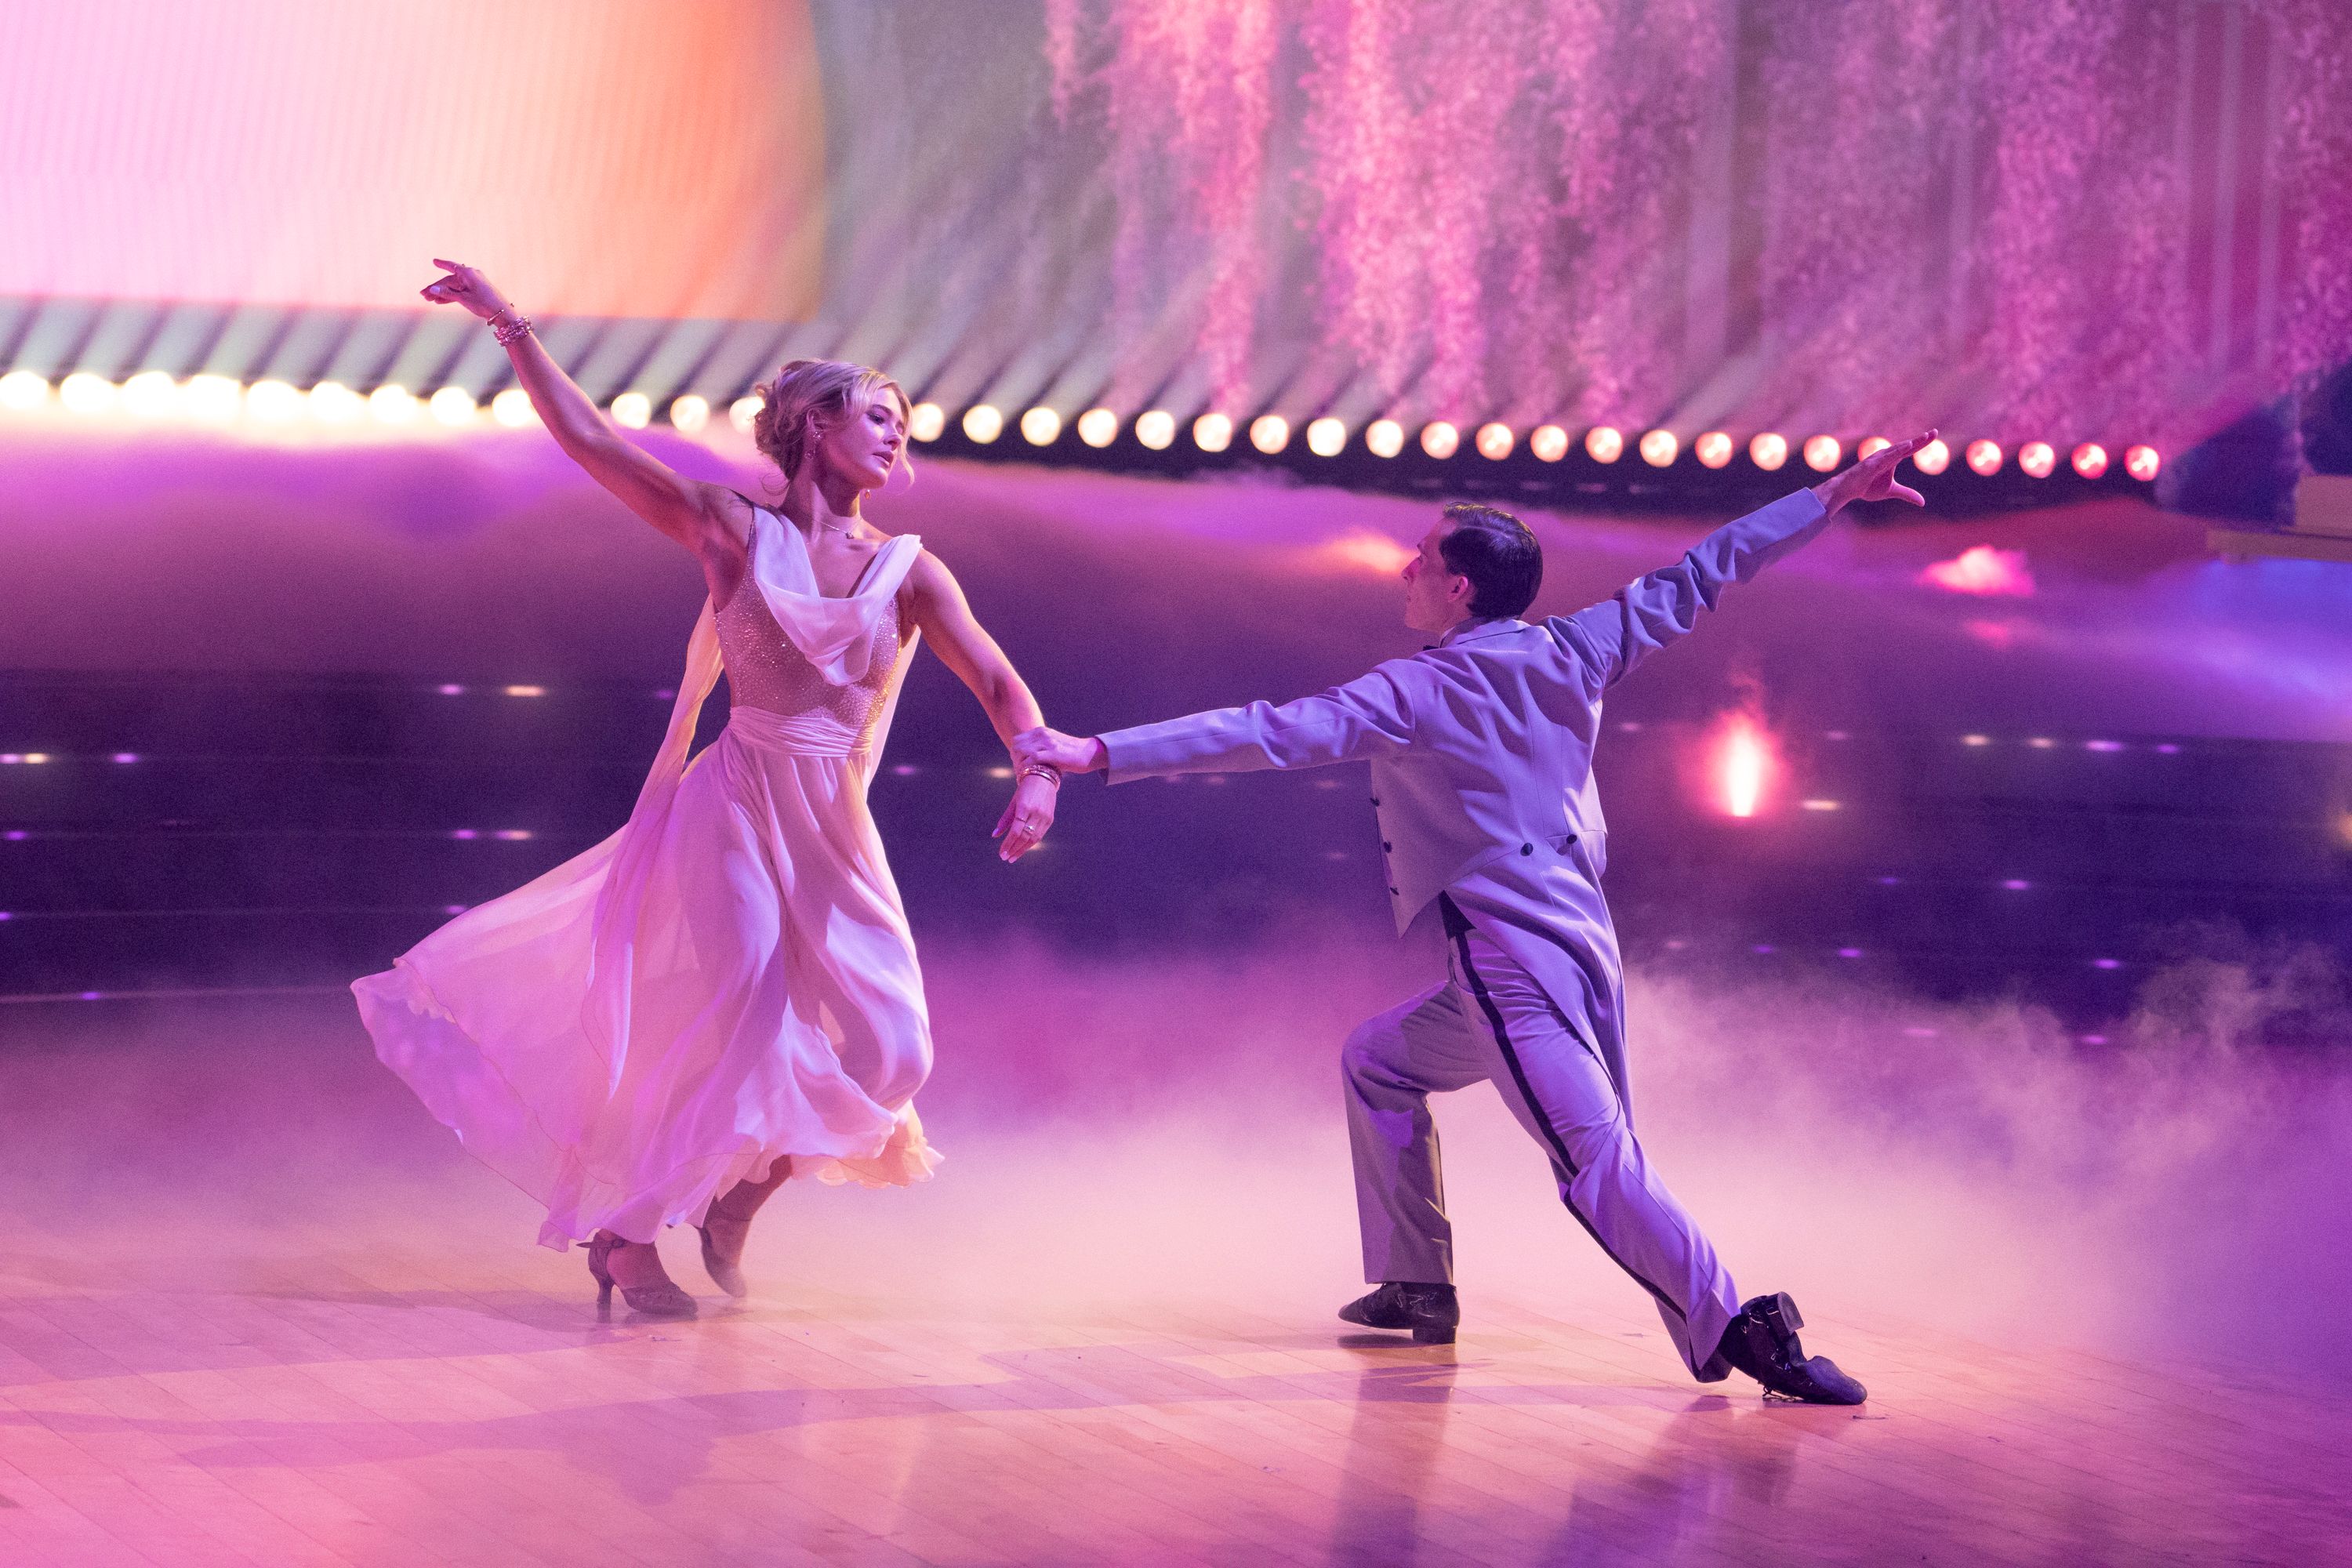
[1341,909,1742,1379]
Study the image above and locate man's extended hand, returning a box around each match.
[1013,726,1107,775]
[1814,429,1937,516]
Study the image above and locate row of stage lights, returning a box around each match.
[927,403,2162,481]
[0,366,2160,481]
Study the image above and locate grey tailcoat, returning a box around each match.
[1099,489,1833,1113]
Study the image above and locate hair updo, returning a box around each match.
[750,359,913,484]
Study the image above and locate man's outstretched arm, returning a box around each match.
[1015,665,1416,782]
[1560,430,1936,691]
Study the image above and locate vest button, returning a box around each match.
[1521,843,1534,855]
[1381,840,1392,851]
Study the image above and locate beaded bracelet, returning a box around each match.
[488,307,534,347]
[1018,764,1062,788]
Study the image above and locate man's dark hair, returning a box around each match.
[1437,502,1542,619]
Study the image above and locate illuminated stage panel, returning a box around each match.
[0,1,821,319]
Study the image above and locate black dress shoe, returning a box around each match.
[1714,1292,1866,1404]
[1338,1282,1460,1345]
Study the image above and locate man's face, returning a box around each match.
[1401,521,1472,633]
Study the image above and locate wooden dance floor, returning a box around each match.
[2,1233,2343,1567]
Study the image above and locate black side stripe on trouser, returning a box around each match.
[1451,927,1689,1325]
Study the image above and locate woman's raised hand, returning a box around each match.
[420,260,512,321]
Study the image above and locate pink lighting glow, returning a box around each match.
[1419,421,1459,459]
[2071,442,2109,479]
[1585,426,1624,463]
[1921,545,2037,597]
[1474,422,1513,460]
[1912,438,1951,475]
[0,0,822,318]
[1708,711,1778,821]
[1305,416,1345,456]
[1639,429,1678,467]
[1803,435,1842,472]
[1749,433,1789,471]
[1857,436,1892,459]
[2125,444,2161,481]
[2019,441,2057,478]
[1966,439,2004,476]
[1528,424,1568,463]
[1693,431,1733,469]
[1364,419,1404,459]
[1249,415,1290,454]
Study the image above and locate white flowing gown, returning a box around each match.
[354,507,939,1249]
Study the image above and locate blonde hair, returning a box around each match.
[750,359,913,485]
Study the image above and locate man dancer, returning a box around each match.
[1015,431,1937,1403]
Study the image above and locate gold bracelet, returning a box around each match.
[1018,764,1062,787]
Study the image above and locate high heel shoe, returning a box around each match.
[696,1201,755,1299]
[586,1232,697,1320]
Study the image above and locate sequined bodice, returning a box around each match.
[714,566,906,750]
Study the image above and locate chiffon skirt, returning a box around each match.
[354,706,939,1249]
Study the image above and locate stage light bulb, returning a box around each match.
[1250,414,1290,454]
[1965,438,2003,476]
[2071,442,2108,479]
[1136,409,1176,450]
[2019,441,2056,478]
[1694,431,1733,469]
[1749,432,1788,470]
[1418,421,1458,459]
[59,372,118,415]
[0,369,49,411]
[1639,429,1679,467]
[1020,406,1062,446]
[246,379,303,422]
[669,394,709,433]
[310,380,364,423]
[908,401,946,442]
[1077,408,1118,448]
[370,384,418,424]
[1306,416,1347,457]
[2125,444,2161,481]
[730,394,764,433]
[1366,419,1405,459]
[609,391,650,430]
[1193,412,1234,452]
[1857,435,1892,460]
[186,374,243,423]
[1912,437,1951,475]
[1585,426,1624,463]
[1530,424,1569,463]
[488,388,535,428]
[1469,422,1512,460]
[122,370,181,418]
[431,387,479,426]
[962,405,1004,444]
[1803,434,1842,472]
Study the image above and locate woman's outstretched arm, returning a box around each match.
[421,260,736,554]
[905,550,1058,862]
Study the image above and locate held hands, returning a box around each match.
[1012,726,1107,776]
[992,727,1105,864]
[420,259,512,322]
[1813,429,1937,516]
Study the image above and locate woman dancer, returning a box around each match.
[354,260,1061,1318]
